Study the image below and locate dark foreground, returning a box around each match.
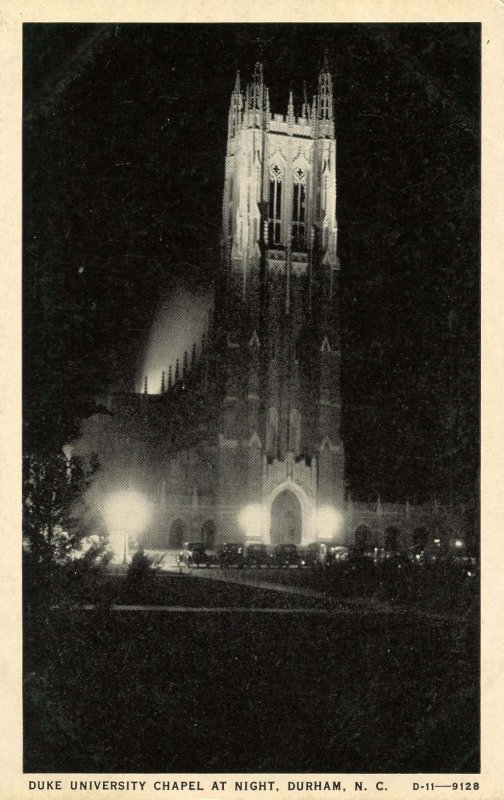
[24,579,478,774]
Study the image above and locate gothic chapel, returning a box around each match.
[80,59,347,548]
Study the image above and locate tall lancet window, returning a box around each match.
[268,165,282,245]
[292,168,306,250]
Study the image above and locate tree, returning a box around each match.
[23,450,105,563]
[23,449,110,610]
[124,549,157,602]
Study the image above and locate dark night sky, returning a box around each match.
[23,23,480,503]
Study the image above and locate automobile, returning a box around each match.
[177,542,213,568]
[272,543,302,568]
[302,541,349,570]
[244,542,272,568]
[218,542,245,568]
[326,543,350,566]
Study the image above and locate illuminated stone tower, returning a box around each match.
[216,57,344,544]
[77,56,449,554]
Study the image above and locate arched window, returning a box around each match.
[384,526,400,553]
[266,407,279,457]
[268,165,282,245]
[169,519,187,549]
[292,168,306,250]
[201,519,216,549]
[354,524,371,552]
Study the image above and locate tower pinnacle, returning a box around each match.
[250,62,264,111]
[301,81,310,119]
[287,90,294,124]
[318,52,333,122]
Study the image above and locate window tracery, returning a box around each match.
[292,168,306,250]
[268,165,282,245]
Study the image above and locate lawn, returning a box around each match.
[24,592,479,773]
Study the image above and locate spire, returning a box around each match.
[201,330,206,352]
[183,350,188,376]
[250,61,264,111]
[253,61,263,85]
[143,376,148,395]
[168,365,173,389]
[228,70,242,139]
[265,86,270,129]
[191,341,197,368]
[287,90,294,124]
[301,81,309,120]
[318,51,333,121]
[160,370,166,394]
[175,358,180,382]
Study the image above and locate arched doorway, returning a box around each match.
[270,490,302,545]
[169,519,186,548]
[354,524,371,552]
[384,526,400,553]
[201,519,216,548]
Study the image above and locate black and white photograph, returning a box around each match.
[22,22,480,778]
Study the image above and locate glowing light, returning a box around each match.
[238,504,269,539]
[103,490,152,562]
[315,506,343,540]
[454,539,464,548]
[140,289,212,393]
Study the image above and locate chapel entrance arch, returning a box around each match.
[270,490,302,545]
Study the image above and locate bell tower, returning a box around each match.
[217,57,344,544]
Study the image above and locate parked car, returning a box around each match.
[244,542,272,568]
[177,542,213,568]
[326,543,349,566]
[218,542,245,568]
[303,540,349,570]
[272,543,302,568]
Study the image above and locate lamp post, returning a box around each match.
[315,505,344,541]
[238,504,270,542]
[103,490,152,564]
